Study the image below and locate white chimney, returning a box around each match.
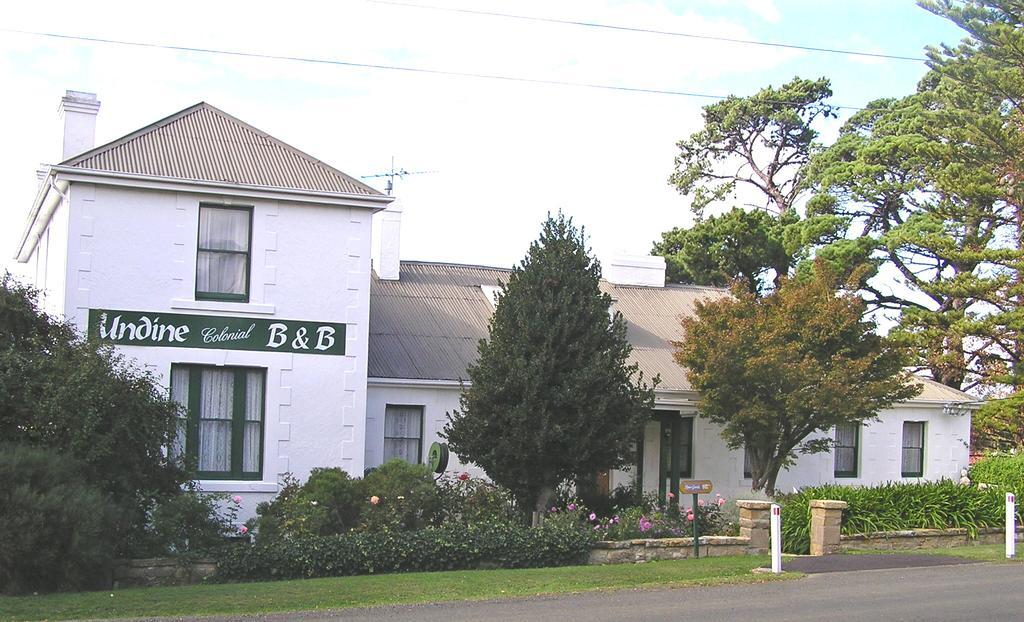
[372,200,402,280]
[603,254,666,287]
[58,90,100,160]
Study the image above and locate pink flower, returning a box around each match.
[370,495,380,505]
[639,516,653,532]
[686,513,694,522]
[612,515,620,524]
[594,525,600,530]
[458,472,470,481]
[717,498,726,507]
[232,495,243,504]
[238,525,249,534]
[698,499,705,507]
[550,506,558,513]
[589,512,597,521]
[667,492,675,500]
[568,503,577,511]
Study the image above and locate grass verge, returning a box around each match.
[0,556,795,621]
[849,543,1024,563]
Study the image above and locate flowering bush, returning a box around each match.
[436,473,518,525]
[548,493,733,540]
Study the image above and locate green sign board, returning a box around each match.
[88,308,346,356]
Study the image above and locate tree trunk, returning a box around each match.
[534,485,555,515]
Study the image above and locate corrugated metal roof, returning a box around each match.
[368,261,727,390]
[61,103,383,197]
[912,377,974,403]
[369,261,979,405]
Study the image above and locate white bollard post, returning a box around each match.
[770,503,782,574]
[1007,492,1016,559]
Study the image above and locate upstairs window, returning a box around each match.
[834,423,859,478]
[196,205,251,301]
[902,421,925,477]
[384,405,423,463]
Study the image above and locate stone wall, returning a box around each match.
[589,536,751,564]
[841,527,1024,552]
[112,557,217,588]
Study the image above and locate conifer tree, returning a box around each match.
[443,213,655,515]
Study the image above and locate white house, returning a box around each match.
[17,91,977,519]
[16,91,392,519]
[365,208,977,503]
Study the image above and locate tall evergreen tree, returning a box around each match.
[658,77,845,293]
[443,213,656,514]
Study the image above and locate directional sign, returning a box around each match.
[680,479,713,494]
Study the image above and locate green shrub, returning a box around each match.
[361,460,442,532]
[0,444,122,594]
[970,453,1024,492]
[552,494,734,540]
[215,518,594,582]
[778,480,1017,554]
[252,470,366,541]
[138,489,241,556]
[436,473,519,525]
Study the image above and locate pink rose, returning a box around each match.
[698,499,705,507]
[458,472,470,481]
[232,495,243,504]
[717,498,726,507]
[686,513,694,522]
[667,492,675,500]
[238,525,249,534]
[370,495,380,505]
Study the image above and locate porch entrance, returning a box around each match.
[636,410,692,510]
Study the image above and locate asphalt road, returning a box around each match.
[209,562,1024,622]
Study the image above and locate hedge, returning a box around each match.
[215,519,593,582]
[970,453,1024,492]
[778,480,1017,555]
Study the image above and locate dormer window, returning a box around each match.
[196,204,252,302]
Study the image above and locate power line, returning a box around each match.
[0,28,864,110]
[368,0,929,63]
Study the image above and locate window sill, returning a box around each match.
[171,298,276,315]
[194,480,280,493]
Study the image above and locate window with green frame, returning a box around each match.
[834,423,859,478]
[196,204,252,302]
[170,364,265,480]
[901,421,925,477]
[383,405,423,463]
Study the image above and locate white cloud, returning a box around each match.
[744,0,781,24]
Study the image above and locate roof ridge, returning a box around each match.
[60,102,384,197]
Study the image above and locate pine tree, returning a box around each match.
[443,213,656,515]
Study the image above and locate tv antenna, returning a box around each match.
[362,157,436,195]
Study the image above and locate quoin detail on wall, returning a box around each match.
[88,309,347,355]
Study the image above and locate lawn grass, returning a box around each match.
[849,543,1024,563]
[0,556,794,621]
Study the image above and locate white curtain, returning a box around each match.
[902,422,924,474]
[199,369,233,472]
[384,405,422,463]
[169,367,190,460]
[243,371,263,472]
[835,424,857,474]
[197,207,248,295]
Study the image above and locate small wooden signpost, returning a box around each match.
[679,480,713,558]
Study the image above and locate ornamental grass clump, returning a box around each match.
[778,480,1018,554]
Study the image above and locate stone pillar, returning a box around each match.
[809,500,848,556]
[736,500,772,554]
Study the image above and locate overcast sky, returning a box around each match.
[0,0,968,278]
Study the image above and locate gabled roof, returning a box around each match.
[368,260,729,391]
[61,102,383,197]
